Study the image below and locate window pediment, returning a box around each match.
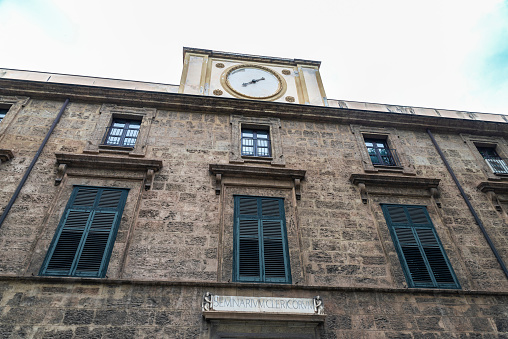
[55,153,162,190]
[350,173,441,205]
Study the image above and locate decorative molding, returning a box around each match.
[460,134,508,181]
[55,153,162,189]
[215,63,225,68]
[209,164,305,198]
[212,89,223,96]
[282,69,291,75]
[1,79,507,136]
[0,149,14,163]
[350,124,416,176]
[285,96,295,103]
[83,104,156,157]
[230,115,285,167]
[350,174,440,204]
[477,181,508,212]
[0,95,30,139]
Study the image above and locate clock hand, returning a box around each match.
[242,77,266,86]
[251,77,265,83]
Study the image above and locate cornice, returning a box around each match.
[209,164,305,180]
[350,174,441,204]
[209,164,305,199]
[183,47,321,67]
[1,275,507,297]
[54,152,163,189]
[55,153,163,171]
[1,78,507,136]
[477,181,508,194]
[350,174,440,189]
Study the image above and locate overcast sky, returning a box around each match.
[0,0,507,114]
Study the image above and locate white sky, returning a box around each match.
[0,0,507,114]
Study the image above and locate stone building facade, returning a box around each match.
[0,48,507,338]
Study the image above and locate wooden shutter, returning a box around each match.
[382,204,460,289]
[234,196,291,283]
[41,186,128,278]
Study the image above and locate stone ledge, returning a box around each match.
[55,152,163,189]
[1,78,507,136]
[477,181,508,211]
[209,164,305,198]
[203,311,326,323]
[0,149,14,163]
[350,174,440,188]
[1,275,507,297]
[477,181,508,194]
[350,174,441,204]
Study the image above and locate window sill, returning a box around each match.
[365,164,415,176]
[85,145,145,157]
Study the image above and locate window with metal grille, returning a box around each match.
[103,119,141,147]
[40,186,129,278]
[233,196,291,283]
[241,129,271,157]
[365,138,399,166]
[0,108,8,124]
[381,204,460,289]
[477,146,508,174]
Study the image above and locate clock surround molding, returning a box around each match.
[220,64,287,101]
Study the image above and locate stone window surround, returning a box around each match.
[350,124,415,175]
[461,133,508,181]
[217,185,304,286]
[84,104,156,157]
[230,115,284,167]
[0,95,30,163]
[25,177,142,279]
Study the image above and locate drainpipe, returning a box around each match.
[0,99,70,229]
[427,129,508,280]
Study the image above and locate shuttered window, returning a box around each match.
[381,204,460,289]
[233,196,291,283]
[40,186,129,278]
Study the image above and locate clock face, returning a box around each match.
[222,65,286,100]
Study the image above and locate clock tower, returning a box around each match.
[178,47,328,106]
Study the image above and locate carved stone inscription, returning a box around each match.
[203,294,323,315]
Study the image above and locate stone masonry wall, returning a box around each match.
[0,98,507,292]
[0,279,506,338]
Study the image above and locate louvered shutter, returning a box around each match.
[234,196,291,283]
[41,186,128,278]
[382,204,460,289]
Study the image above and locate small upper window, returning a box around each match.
[102,119,141,148]
[0,108,8,124]
[477,146,508,174]
[241,129,271,157]
[364,138,399,167]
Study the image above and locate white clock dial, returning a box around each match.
[225,66,283,99]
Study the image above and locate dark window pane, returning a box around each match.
[104,119,141,147]
[364,138,397,166]
[241,129,271,157]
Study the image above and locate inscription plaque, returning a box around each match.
[202,293,324,315]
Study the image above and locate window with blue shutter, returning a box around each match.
[233,196,291,283]
[40,186,129,278]
[381,204,460,289]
